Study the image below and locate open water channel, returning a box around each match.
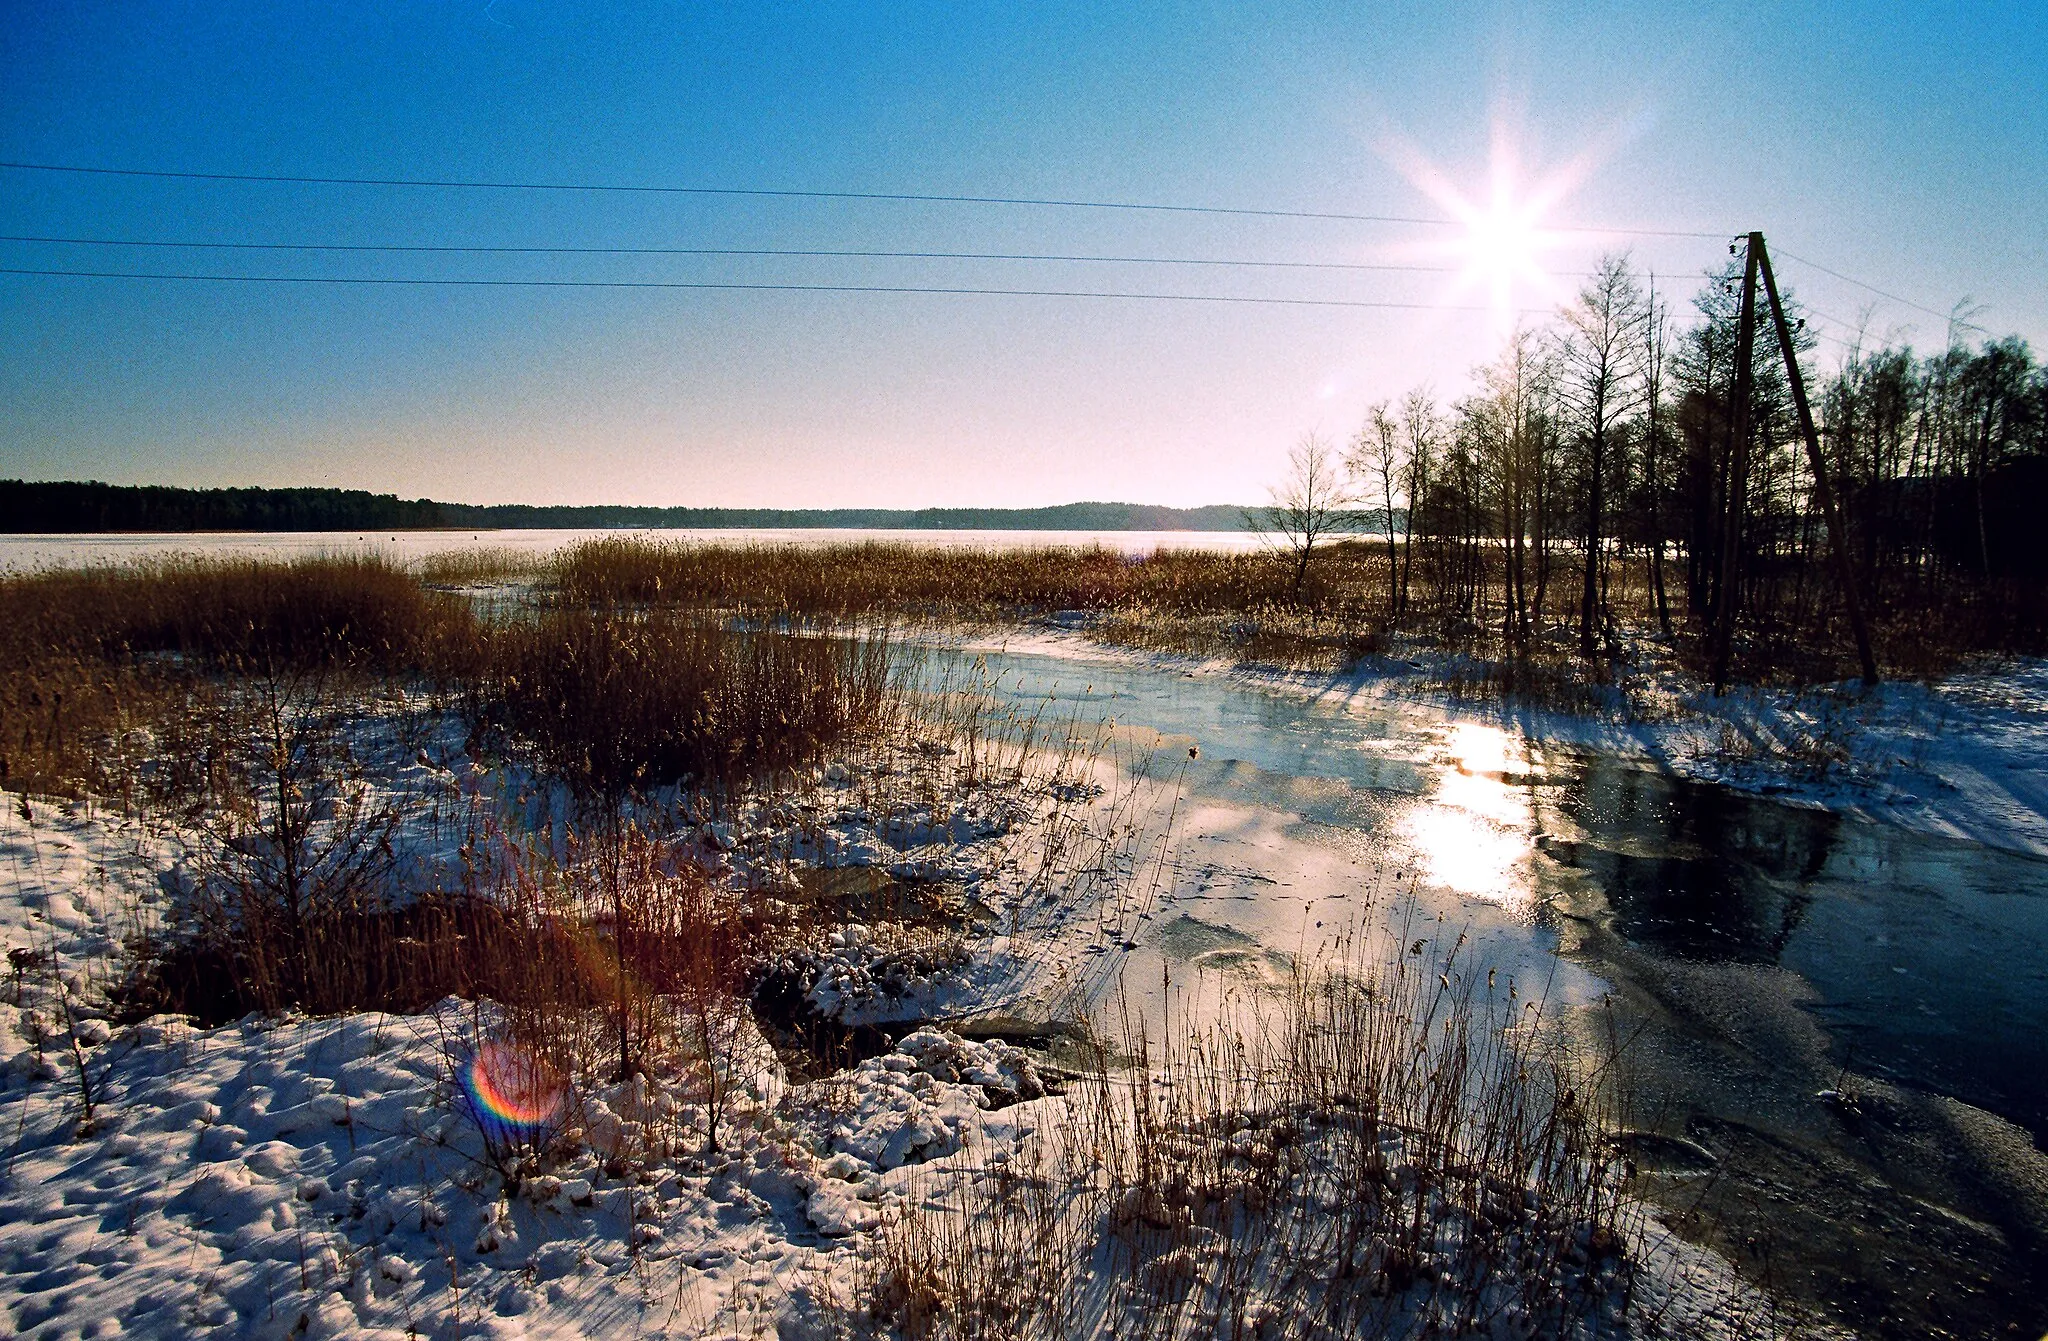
[940,639,2048,1340]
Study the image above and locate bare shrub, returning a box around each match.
[476,608,895,797]
[131,666,401,1015]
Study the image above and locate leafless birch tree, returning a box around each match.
[1348,402,1406,618]
[1254,432,1358,597]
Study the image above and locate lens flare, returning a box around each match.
[461,1039,566,1139]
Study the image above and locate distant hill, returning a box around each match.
[440,500,1259,531]
[0,480,1259,533]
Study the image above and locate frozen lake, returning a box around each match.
[0,526,1270,571]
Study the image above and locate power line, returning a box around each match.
[1792,312,1860,354]
[0,233,1483,275]
[3,162,1993,334]
[0,265,1542,312]
[1773,246,1987,334]
[3,243,1962,354]
[0,159,1730,239]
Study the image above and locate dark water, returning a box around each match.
[1541,759,2048,1140]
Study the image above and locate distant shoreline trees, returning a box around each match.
[0,483,1264,535]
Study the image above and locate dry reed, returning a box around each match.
[857,929,1633,1340]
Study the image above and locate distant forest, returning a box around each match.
[0,482,1256,533]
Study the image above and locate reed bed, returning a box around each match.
[475,607,897,797]
[0,552,465,672]
[856,931,1634,1340]
[414,545,543,587]
[0,554,478,795]
[550,535,1369,622]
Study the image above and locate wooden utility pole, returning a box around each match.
[1756,239,1881,689]
[1709,234,1760,694]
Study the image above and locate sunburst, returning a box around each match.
[1378,116,1612,338]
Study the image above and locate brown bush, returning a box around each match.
[476,607,895,797]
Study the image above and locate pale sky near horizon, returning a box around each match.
[1,2,2042,509]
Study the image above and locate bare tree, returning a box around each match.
[1254,432,1359,597]
[1556,254,1648,659]
[1638,276,1675,636]
[1347,403,1406,618]
[1397,389,1439,616]
[1468,329,1553,651]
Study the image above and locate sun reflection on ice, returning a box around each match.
[1400,723,1539,910]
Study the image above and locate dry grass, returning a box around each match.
[0,553,464,671]
[474,608,896,798]
[0,554,478,796]
[546,534,2008,691]
[33,558,901,1107]
[549,535,1368,623]
[414,546,543,587]
[545,535,1407,676]
[857,929,1634,1340]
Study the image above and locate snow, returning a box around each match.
[0,694,1142,1338]
[0,997,1067,1339]
[0,788,1056,1338]
[0,679,1822,1338]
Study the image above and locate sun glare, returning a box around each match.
[1378,116,1604,338]
[1397,723,1539,910]
[1459,175,1550,301]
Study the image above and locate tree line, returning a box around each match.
[0,482,1256,534]
[1270,249,2048,680]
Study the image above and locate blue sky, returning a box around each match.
[1,1,2041,508]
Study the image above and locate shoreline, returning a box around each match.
[955,622,2048,861]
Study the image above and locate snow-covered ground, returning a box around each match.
[0,680,1195,1341]
[0,676,1832,1338]
[0,983,1053,1339]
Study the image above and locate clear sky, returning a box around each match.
[1,2,2041,508]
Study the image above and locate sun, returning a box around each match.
[1465,201,1537,275]
[1377,117,1600,338]
[1456,186,1551,323]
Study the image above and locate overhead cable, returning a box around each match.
[0,265,1549,312]
[0,159,1730,239]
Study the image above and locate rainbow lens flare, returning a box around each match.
[460,1040,566,1140]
